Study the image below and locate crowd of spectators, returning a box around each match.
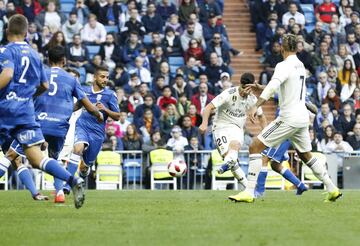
[250,0,360,152]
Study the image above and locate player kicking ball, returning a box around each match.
[228,34,341,203]
[58,66,120,199]
[0,15,92,208]
[199,74,267,190]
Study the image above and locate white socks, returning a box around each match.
[0,157,11,173]
[246,154,263,196]
[224,149,238,165]
[231,164,247,191]
[306,157,337,192]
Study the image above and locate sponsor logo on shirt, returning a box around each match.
[225,108,245,118]
[37,112,61,122]
[6,91,29,101]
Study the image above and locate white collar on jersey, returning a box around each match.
[14,41,27,44]
[92,85,104,94]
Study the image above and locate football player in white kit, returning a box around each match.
[199,73,267,190]
[229,34,341,203]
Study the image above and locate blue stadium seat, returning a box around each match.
[61,3,74,14]
[143,35,152,45]
[305,24,315,33]
[87,45,100,59]
[170,65,178,76]
[60,0,75,3]
[168,56,184,66]
[123,159,142,182]
[104,25,119,33]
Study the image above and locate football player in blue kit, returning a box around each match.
[0,45,104,204]
[0,15,85,208]
[60,65,120,196]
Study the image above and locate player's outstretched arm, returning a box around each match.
[0,68,14,90]
[80,97,104,123]
[305,101,318,114]
[199,103,215,134]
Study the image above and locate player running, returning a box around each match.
[59,65,120,197]
[199,73,267,190]
[228,34,341,203]
[0,15,87,208]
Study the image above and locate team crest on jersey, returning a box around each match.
[96,95,102,101]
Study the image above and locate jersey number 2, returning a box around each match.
[49,74,58,96]
[19,56,30,84]
[299,75,305,101]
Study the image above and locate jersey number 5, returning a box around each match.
[49,73,58,96]
[19,56,30,84]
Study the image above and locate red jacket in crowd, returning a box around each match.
[157,96,178,110]
[191,93,215,114]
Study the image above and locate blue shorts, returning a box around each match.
[262,140,291,163]
[11,135,65,159]
[1,122,44,150]
[74,124,103,167]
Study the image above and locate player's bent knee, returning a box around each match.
[228,140,241,150]
[72,144,85,156]
[6,149,18,162]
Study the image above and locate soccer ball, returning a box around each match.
[167,159,187,177]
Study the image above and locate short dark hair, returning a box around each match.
[48,46,66,64]
[240,73,255,85]
[8,14,28,36]
[162,85,171,92]
[65,67,80,78]
[282,34,297,52]
[95,65,109,74]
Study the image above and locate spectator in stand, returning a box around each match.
[111,64,129,87]
[156,0,177,22]
[71,0,89,25]
[98,0,120,26]
[180,57,202,88]
[149,46,167,74]
[128,91,144,113]
[146,32,163,54]
[124,72,140,94]
[162,26,183,57]
[204,52,230,85]
[214,72,232,93]
[138,82,150,98]
[188,13,204,37]
[338,59,355,85]
[296,41,313,73]
[16,0,42,23]
[282,2,305,29]
[98,33,121,71]
[349,87,360,110]
[325,131,353,152]
[66,34,90,71]
[156,61,172,86]
[317,72,332,103]
[35,0,65,33]
[102,125,123,151]
[166,125,188,160]
[315,102,334,133]
[135,108,160,144]
[165,14,183,36]
[134,94,162,125]
[319,124,335,149]
[329,22,346,52]
[312,41,338,69]
[172,74,193,99]
[341,71,360,102]
[152,75,166,99]
[142,130,166,153]
[141,2,163,34]
[178,0,196,25]
[177,92,191,116]
[191,82,214,114]
[160,103,180,139]
[118,0,139,29]
[122,124,143,150]
[180,114,201,143]
[346,123,360,150]
[185,39,204,64]
[308,126,322,152]
[28,22,42,52]
[128,56,151,83]
[42,31,66,58]
[316,54,333,79]
[306,21,326,50]
[345,32,360,66]
[355,23,360,42]
[81,13,107,44]
[188,104,202,127]
[198,0,222,24]
[184,136,204,170]
[181,21,206,51]
[345,12,360,34]
[340,5,353,29]
[316,0,338,25]
[122,31,143,65]
[327,66,342,94]
[62,12,83,43]
[40,25,52,48]
[334,103,356,138]
[335,44,356,69]
[157,86,177,110]
[118,111,131,135]
[324,88,342,114]
[319,34,337,55]
[260,41,283,84]
[122,7,146,40]
[203,13,227,43]
[205,32,231,66]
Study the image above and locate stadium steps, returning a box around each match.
[223,0,277,135]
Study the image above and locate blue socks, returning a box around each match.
[17,165,38,197]
[281,168,301,187]
[40,158,75,187]
[0,156,11,178]
[59,154,81,192]
[255,167,268,197]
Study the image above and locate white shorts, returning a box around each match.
[213,126,244,156]
[258,119,311,153]
[58,144,73,162]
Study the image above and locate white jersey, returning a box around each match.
[211,87,263,130]
[266,54,308,127]
[64,107,82,146]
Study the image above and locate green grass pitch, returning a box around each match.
[0,190,359,246]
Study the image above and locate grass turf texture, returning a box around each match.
[0,190,359,246]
